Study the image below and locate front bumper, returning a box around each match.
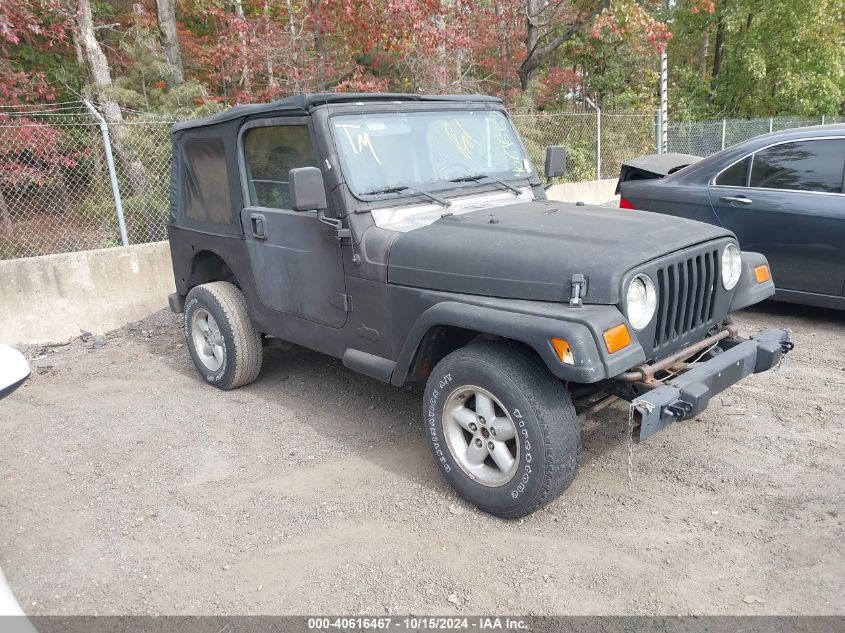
[627,328,792,442]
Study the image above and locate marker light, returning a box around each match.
[754,264,772,283]
[603,324,632,354]
[550,338,575,365]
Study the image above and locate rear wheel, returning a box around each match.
[423,341,581,518]
[184,281,262,390]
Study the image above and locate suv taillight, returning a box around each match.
[619,197,635,209]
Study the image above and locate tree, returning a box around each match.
[518,0,610,90]
[670,0,845,118]
[0,0,74,228]
[0,0,72,104]
[76,0,148,196]
[155,0,185,85]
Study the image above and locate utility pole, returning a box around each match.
[659,51,668,153]
[585,96,601,180]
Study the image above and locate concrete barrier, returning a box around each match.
[547,177,620,206]
[1,242,175,346]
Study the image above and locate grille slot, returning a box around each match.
[653,249,720,350]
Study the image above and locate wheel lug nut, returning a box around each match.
[489,427,496,437]
[478,416,485,425]
[487,441,495,451]
[469,423,478,432]
[474,438,483,448]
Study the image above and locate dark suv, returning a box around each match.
[167,93,791,517]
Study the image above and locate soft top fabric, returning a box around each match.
[171,93,502,133]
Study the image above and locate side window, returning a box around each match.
[183,138,232,225]
[715,156,751,187]
[749,139,845,193]
[243,125,318,208]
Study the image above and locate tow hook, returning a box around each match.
[665,401,693,420]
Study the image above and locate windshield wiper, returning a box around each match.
[449,174,522,196]
[361,185,450,207]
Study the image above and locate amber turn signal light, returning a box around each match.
[754,264,772,283]
[550,337,575,365]
[603,324,632,354]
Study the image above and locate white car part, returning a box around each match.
[0,343,30,401]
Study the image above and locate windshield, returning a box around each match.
[330,110,532,197]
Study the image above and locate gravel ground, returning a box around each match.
[1,302,843,616]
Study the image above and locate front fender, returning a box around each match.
[390,299,647,386]
[729,251,776,313]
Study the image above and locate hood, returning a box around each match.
[387,199,732,304]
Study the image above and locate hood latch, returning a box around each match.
[570,274,587,308]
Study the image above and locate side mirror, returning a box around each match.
[544,145,567,179]
[289,166,328,212]
[0,343,30,401]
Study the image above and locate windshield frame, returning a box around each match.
[325,106,535,204]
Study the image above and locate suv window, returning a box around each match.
[243,125,318,208]
[184,138,232,225]
[715,156,751,187]
[749,139,845,193]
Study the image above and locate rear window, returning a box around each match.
[749,139,845,193]
[183,138,233,225]
[715,156,751,187]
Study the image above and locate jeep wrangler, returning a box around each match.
[167,93,791,518]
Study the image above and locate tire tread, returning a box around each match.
[429,340,580,518]
[187,281,262,390]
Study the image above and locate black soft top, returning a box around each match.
[171,92,502,133]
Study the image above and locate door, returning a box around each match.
[708,137,845,295]
[239,118,348,328]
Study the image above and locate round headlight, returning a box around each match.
[721,243,742,290]
[626,274,657,330]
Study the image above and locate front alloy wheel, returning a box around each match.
[443,386,520,487]
[423,341,581,518]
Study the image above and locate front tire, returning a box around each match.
[423,341,580,518]
[184,281,262,390]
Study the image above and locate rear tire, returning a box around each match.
[423,341,580,518]
[184,281,262,390]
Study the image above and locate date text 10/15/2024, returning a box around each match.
[307,616,528,630]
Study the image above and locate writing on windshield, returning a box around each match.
[335,122,383,165]
[330,110,531,197]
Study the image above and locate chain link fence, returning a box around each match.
[1,103,843,260]
[512,111,657,181]
[0,102,171,259]
[666,115,845,156]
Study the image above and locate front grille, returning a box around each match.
[653,249,720,350]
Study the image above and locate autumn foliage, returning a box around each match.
[1,0,683,110]
[2,0,843,116]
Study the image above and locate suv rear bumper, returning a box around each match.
[625,328,792,442]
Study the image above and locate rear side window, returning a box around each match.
[715,156,751,187]
[749,139,845,193]
[183,138,233,225]
[243,125,318,208]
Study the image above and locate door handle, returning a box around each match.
[719,195,753,205]
[250,214,266,239]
